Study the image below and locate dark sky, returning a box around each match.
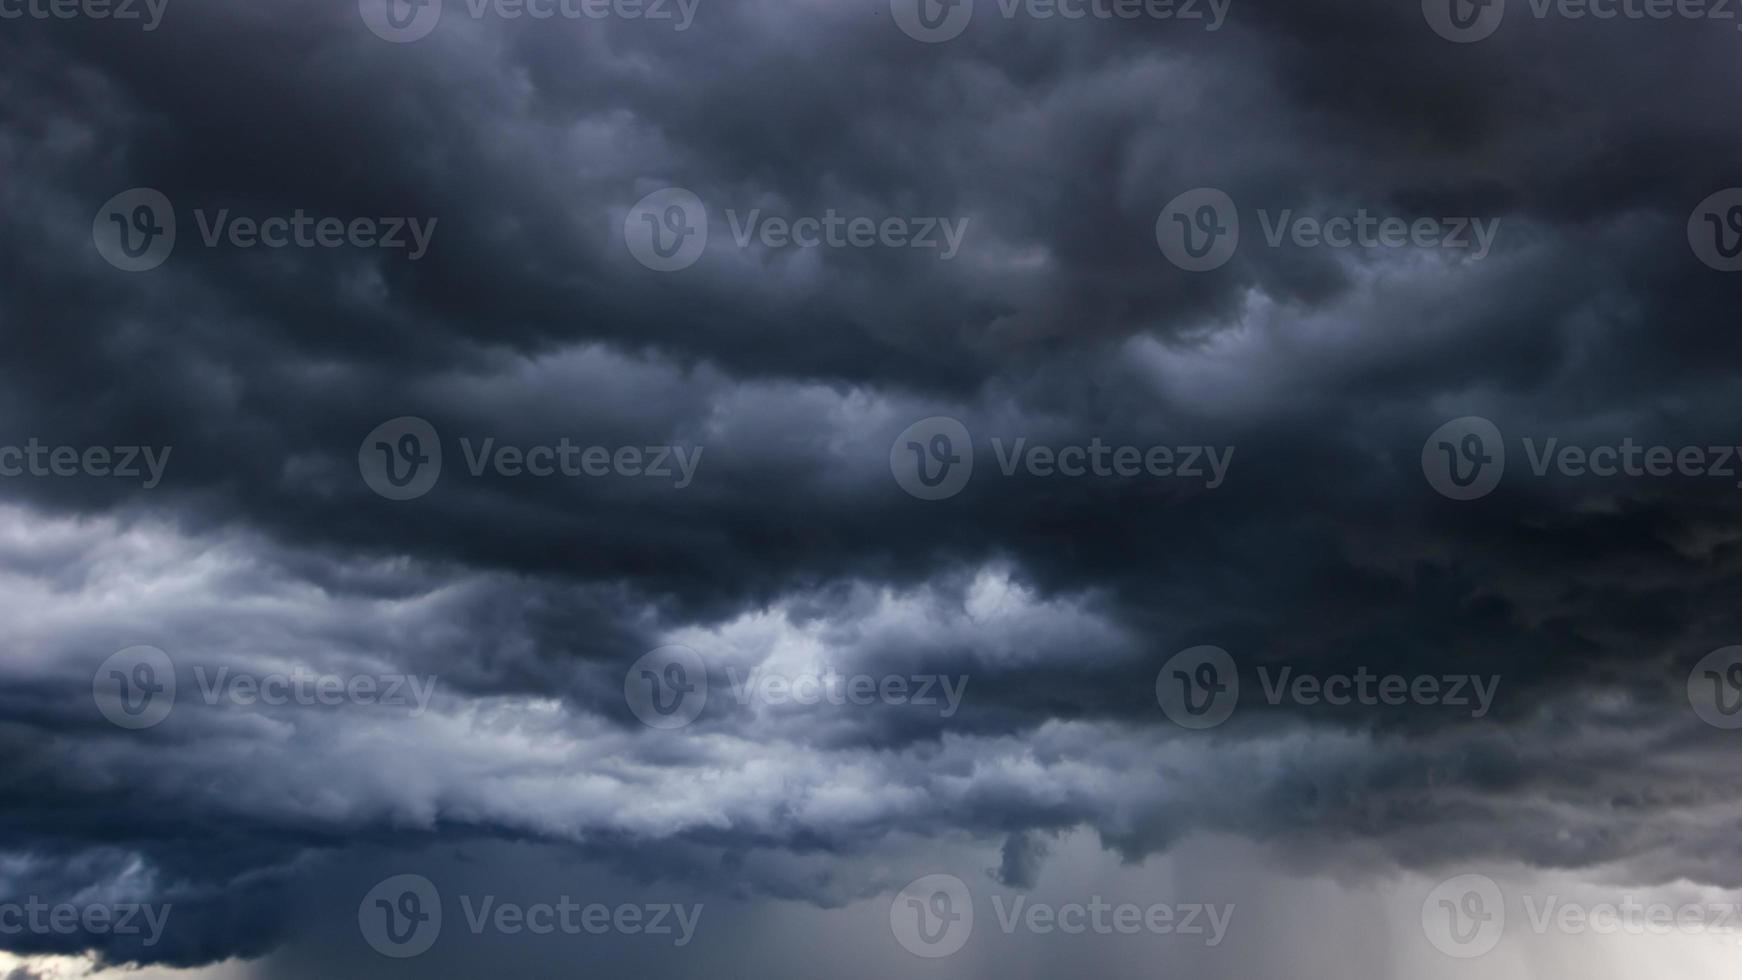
[4,0,1742,975]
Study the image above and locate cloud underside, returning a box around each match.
[3,0,1742,968]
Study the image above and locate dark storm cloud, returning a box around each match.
[995,830,1053,888]
[2,0,1742,969]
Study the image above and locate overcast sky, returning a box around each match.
[4,0,1742,976]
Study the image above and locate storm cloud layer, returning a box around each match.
[3,0,1742,973]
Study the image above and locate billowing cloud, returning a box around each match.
[2,0,1741,973]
